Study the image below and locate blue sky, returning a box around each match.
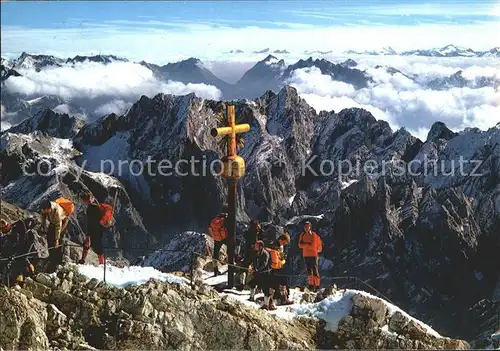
[1,0,499,62]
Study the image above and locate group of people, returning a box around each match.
[0,216,39,285]
[0,191,112,285]
[209,207,323,310]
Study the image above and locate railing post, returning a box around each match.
[103,249,106,284]
[190,251,194,289]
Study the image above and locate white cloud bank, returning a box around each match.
[286,66,500,140]
[1,105,14,131]
[4,61,222,116]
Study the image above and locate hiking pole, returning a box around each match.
[190,251,194,290]
[103,249,107,284]
[111,188,119,225]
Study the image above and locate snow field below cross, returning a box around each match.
[77,263,189,288]
[76,263,442,338]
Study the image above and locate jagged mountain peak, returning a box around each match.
[341,59,358,67]
[13,52,64,71]
[273,49,290,54]
[235,56,287,96]
[253,48,270,54]
[426,122,457,143]
[164,57,203,68]
[66,54,128,64]
[4,107,86,139]
[18,52,56,60]
[263,54,278,61]
[336,107,381,129]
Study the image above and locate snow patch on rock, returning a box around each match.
[77,263,188,288]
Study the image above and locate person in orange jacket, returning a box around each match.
[298,221,322,292]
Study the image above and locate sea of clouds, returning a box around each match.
[280,55,500,140]
[2,61,222,124]
[2,55,499,140]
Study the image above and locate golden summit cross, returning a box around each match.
[210,104,250,288]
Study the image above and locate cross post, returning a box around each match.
[210,104,250,288]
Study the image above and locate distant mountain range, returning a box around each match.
[226,45,500,58]
[227,48,291,54]
[347,45,500,57]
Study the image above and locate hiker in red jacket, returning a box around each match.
[209,205,229,276]
[79,192,105,265]
[298,221,323,291]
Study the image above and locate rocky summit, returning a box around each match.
[0,264,469,350]
[1,85,499,346]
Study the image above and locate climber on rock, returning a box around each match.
[242,219,263,267]
[40,197,74,272]
[208,205,229,276]
[268,232,294,305]
[248,240,274,310]
[237,219,263,288]
[0,216,40,285]
[79,192,106,265]
[234,238,247,290]
[298,221,322,292]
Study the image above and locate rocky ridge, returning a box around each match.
[0,264,469,350]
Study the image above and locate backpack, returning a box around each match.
[55,197,75,216]
[99,203,114,228]
[209,216,227,242]
[265,248,284,270]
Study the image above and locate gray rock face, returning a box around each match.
[426,122,457,143]
[0,63,21,82]
[0,132,155,261]
[139,231,227,273]
[463,298,500,348]
[428,70,500,90]
[235,55,286,99]
[0,265,318,350]
[0,265,468,350]
[0,285,49,350]
[5,108,86,138]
